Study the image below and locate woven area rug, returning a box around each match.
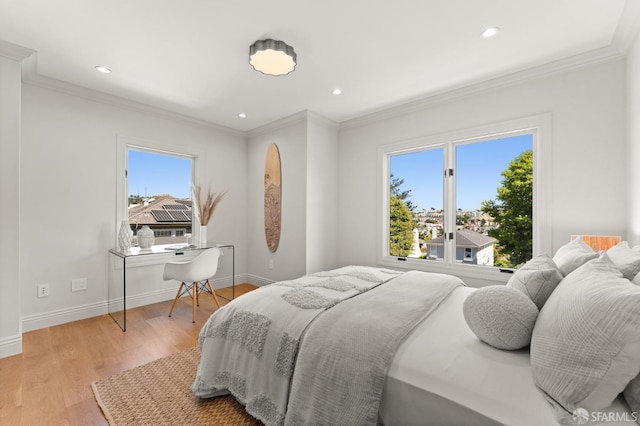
[91,347,261,425]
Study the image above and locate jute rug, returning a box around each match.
[91,347,261,425]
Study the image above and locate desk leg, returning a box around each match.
[122,257,127,331]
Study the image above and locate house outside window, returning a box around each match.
[127,149,193,245]
[116,136,199,252]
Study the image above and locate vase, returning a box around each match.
[118,220,133,252]
[199,226,208,247]
[138,225,155,249]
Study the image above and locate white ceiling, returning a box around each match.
[1,0,639,132]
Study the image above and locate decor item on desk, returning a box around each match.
[264,143,282,252]
[137,225,155,249]
[192,182,227,246]
[118,220,133,252]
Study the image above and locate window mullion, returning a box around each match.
[444,144,456,265]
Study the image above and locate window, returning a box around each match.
[464,247,473,261]
[378,114,551,279]
[116,136,200,252]
[127,149,193,245]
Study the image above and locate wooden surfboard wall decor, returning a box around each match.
[264,143,282,252]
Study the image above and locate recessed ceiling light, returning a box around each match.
[481,27,501,39]
[94,66,112,74]
[332,88,342,95]
[238,113,247,118]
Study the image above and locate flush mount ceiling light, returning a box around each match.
[94,65,112,74]
[249,39,297,76]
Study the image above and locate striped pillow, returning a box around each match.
[531,254,640,414]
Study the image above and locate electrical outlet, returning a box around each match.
[37,283,49,298]
[71,278,87,292]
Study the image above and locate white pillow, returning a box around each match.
[607,241,640,280]
[463,285,539,351]
[506,253,563,310]
[531,254,640,414]
[552,237,599,276]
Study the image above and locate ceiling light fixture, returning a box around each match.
[481,27,501,38]
[238,113,247,118]
[249,39,297,76]
[94,65,112,74]
[332,88,342,95]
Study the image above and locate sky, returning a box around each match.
[390,134,532,211]
[128,149,192,198]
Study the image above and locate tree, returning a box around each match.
[389,174,416,256]
[390,195,415,256]
[390,174,416,212]
[481,150,533,266]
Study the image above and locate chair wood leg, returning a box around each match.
[192,282,197,323]
[168,282,185,318]
[196,281,200,307]
[206,279,221,309]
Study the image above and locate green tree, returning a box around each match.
[481,150,533,267]
[390,195,416,256]
[128,194,143,206]
[389,174,416,256]
[390,174,416,212]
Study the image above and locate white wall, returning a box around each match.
[246,111,340,283]
[337,59,628,277]
[628,31,640,245]
[306,113,339,274]
[19,84,247,328]
[0,43,33,357]
[247,114,308,283]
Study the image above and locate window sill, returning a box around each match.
[378,256,510,285]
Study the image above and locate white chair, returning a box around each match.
[163,247,223,323]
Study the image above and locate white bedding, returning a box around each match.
[379,286,633,426]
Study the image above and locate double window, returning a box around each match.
[379,114,551,278]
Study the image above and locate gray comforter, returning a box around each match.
[193,266,463,425]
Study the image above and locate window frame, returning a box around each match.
[377,114,552,282]
[116,135,200,267]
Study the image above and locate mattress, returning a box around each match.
[379,286,633,426]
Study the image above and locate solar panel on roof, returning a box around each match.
[168,210,189,221]
[175,200,192,207]
[151,210,173,222]
[184,210,192,220]
[163,204,188,210]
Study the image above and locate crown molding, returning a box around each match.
[307,110,339,131]
[611,0,640,53]
[339,45,625,131]
[20,54,245,138]
[246,110,309,138]
[0,40,35,61]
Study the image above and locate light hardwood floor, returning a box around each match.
[0,284,257,426]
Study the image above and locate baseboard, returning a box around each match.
[0,334,22,358]
[22,301,108,333]
[246,274,274,287]
[21,273,248,332]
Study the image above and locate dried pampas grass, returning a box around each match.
[192,183,227,225]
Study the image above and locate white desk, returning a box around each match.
[107,243,234,331]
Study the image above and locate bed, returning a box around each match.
[192,238,640,426]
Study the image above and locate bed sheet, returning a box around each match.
[379,286,632,426]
